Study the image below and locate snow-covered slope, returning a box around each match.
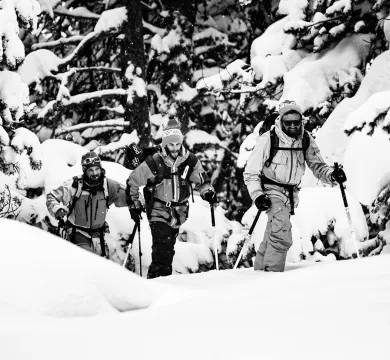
[1,216,389,360]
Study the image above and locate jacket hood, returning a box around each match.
[274,116,304,145]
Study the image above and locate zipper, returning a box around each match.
[95,200,99,220]
[287,140,295,183]
[85,200,88,221]
[89,194,93,230]
[171,158,178,201]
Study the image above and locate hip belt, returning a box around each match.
[260,175,297,215]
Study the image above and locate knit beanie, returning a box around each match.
[278,100,303,118]
[81,151,102,172]
[161,118,184,146]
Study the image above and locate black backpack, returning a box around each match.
[264,127,311,167]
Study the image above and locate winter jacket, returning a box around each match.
[244,118,334,207]
[47,176,127,237]
[127,145,212,229]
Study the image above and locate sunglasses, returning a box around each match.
[83,157,100,165]
[282,120,302,127]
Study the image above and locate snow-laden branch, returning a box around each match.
[142,20,167,37]
[54,6,100,20]
[37,89,127,119]
[55,118,128,136]
[32,36,84,50]
[95,131,139,156]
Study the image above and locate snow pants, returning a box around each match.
[254,198,292,272]
[68,231,107,257]
[147,221,179,279]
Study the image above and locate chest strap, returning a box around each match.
[260,175,297,215]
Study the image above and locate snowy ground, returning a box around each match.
[1,219,389,360]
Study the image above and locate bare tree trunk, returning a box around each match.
[121,0,150,147]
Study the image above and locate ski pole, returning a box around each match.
[334,162,360,259]
[210,204,219,270]
[138,222,142,276]
[234,209,262,269]
[122,224,138,268]
[56,218,65,236]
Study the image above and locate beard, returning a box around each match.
[283,126,301,139]
[83,172,102,186]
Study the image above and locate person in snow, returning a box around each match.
[46,151,128,256]
[126,118,216,279]
[244,100,346,272]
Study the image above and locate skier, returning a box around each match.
[244,100,346,272]
[47,151,128,256]
[126,118,216,279]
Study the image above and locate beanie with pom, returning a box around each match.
[161,118,184,146]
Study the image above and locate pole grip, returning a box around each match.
[334,162,348,208]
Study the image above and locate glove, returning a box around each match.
[129,200,144,224]
[55,208,67,220]
[201,188,217,203]
[254,194,272,211]
[331,166,347,183]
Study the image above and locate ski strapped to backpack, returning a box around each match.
[264,127,311,167]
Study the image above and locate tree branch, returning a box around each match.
[32,35,84,50]
[38,89,127,119]
[55,118,128,135]
[54,6,100,20]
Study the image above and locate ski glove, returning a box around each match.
[331,167,347,183]
[55,208,67,220]
[254,194,272,211]
[129,200,144,224]
[201,188,217,203]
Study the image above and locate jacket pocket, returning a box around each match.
[270,152,288,182]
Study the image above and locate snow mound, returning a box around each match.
[0,219,192,317]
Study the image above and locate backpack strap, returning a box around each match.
[145,153,166,184]
[302,130,311,163]
[67,176,84,217]
[103,177,110,210]
[265,127,278,168]
[265,128,311,167]
[179,153,198,202]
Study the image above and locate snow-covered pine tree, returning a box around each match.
[0,0,42,219]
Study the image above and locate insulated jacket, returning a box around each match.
[47,176,127,236]
[244,118,335,207]
[127,145,212,229]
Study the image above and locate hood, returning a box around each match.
[274,116,304,145]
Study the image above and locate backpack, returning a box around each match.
[143,152,198,219]
[264,127,311,167]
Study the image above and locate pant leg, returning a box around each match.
[254,227,270,271]
[147,221,178,279]
[71,232,97,254]
[263,199,292,272]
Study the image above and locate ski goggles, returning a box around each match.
[82,156,101,166]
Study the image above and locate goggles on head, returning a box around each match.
[82,156,101,166]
